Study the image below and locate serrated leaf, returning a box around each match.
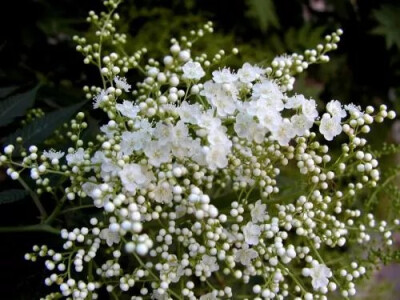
[0,86,19,99]
[246,0,279,32]
[0,189,28,205]
[0,86,39,127]
[3,101,86,147]
[372,5,400,49]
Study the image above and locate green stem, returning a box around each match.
[17,177,47,220]
[0,224,60,234]
[44,195,67,225]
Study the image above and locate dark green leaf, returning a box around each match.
[0,86,19,99]
[0,86,39,127]
[372,5,400,49]
[245,0,279,32]
[0,189,28,205]
[3,101,86,147]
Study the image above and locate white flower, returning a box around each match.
[212,68,238,83]
[116,100,140,119]
[237,63,264,83]
[182,61,205,80]
[66,148,85,165]
[205,146,230,170]
[285,94,306,109]
[144,140,172,167]
[234,112,267,143]
[256,109,283,132]
[243,222,261,245]
[120,131,147,154]
[200,255,219,273]
[200,293,219,300]
[119,164,154,194]
[301,99,319,122]
[305,263,332,290]
[326,100,346,119]
[345,103,364,117]
[153,181,173,204]
[252,80,284,111]
[114,76,131,92]
[43,149,65,160]
[270,118,296,146]
[176,101,203,124]
[93,89,109,109]
[99,228,120,246]
[290,114,314,136]
[319,113,342,141]
[235,248,259,266]
[251,200,267,223]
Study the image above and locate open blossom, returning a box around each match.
[66,148,85,165]
[152,181,173,204]
[99,228,120,246]
[182,61,205,80]
[270,118,296,146]
[235,248,259,265]
[119,163,154,194]
[116,100,140,119]
[319,113,342,141]
[327,99,346,119]
[290,114,314,136]
[114,76,131,92]
[43,149,65,160]
[243,222,261,245]
[251,200,267,223]
[212,68,238,83]
[237,62,264,83]
[304,263,332,290]
[252,80,284,111]
[200,255,219,273]
[93,89,109,109]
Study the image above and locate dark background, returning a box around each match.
[1,0,399,298]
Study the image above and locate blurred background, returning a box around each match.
[1,0,400,298]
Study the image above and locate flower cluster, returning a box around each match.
[1,0,399,299]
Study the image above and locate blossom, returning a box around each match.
[43,149,65,160]
[200,255,219,273]
[93,89,109,109]
[252,80,284,111]
[66,148,85,165]
[235,248,259,265]
[237,63,264,83]
[182,61,205,80]
[114,76,131,92]
[305,263,332,290]
[119,164,154,194]
[176,101,203,124]
[200,293,219,300]
[290,114,314,136]
[301,99,319,122]
[243,222,261,245]
[99,228,120,246]
[319,113,342,141]
[251,200,267,223]
[327,100,346,119]
[152,181,173,204]
[116,100,140,119]
[212,68,237,83]
[270,118,296,146]
[144,140,172,167]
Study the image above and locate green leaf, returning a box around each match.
[3,101,86,147]
[0,189,28,205]
[246,0,279,33]
[0,86,39,127]
[0,86,19,99]
[372,5,400,49]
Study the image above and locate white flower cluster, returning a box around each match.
[1,1,399,300]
